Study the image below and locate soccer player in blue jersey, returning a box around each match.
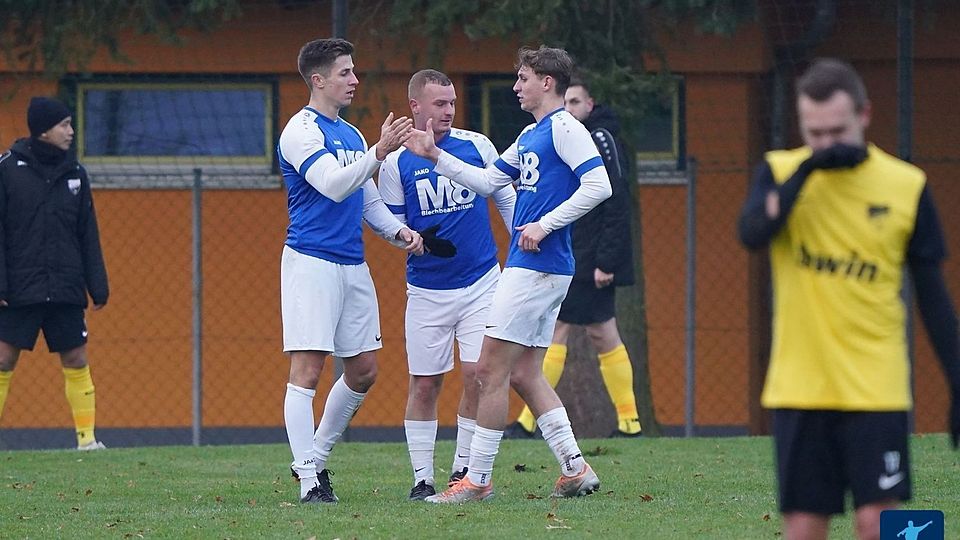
[378,69,516,501]
[277,37,424,504]
[404,46,612,503]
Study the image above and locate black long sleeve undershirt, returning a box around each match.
[910,261,960,390]
[737,161,812,250]
[907,186,960,392]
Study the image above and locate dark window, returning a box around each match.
[78,83,272,164]
[637,77,684,163]
[467,77,528,152]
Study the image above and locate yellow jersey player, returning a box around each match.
[738,58,960,540]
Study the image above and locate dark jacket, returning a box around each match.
[0,138,109,307]
[571,105,636,286]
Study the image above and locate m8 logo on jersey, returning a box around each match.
[416,175,477,213]
[336,149,364,166]
[519,151,540,192]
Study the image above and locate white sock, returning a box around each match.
[404,419,437,485]
[466,426,502,487]
[453,415,476,473]
[312,375,366,472]
[284,383,319,497]
[537,407,586,477]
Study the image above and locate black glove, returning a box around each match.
[418,224,457,258]
[805,143,868,171]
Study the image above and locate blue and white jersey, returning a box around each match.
[379,128,514,290]
[277,107,374,265]
[493,109,605,275]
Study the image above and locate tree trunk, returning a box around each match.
[557,187,660,438]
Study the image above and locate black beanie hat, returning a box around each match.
[28,97,72,137]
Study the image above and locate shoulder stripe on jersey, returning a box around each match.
[298,148,330,177]
[573,156,604,179]
[386,203,406,214]
[495,158,521,179]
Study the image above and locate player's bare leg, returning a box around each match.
[305,350,377,504]
[426,337,524,503]
[450,362,478,484]
[854,500,897,540]
[782,512,829,540]
[511,322,569,436]
[512,347,599,498]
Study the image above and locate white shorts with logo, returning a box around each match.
[281,245,382,358]
[485,267,572,348]
[405,264,500,376]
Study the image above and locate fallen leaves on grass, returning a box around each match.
[514,463,527,472]
[525,493,543,499]
[640,494,654,502]
[546,513,571,530]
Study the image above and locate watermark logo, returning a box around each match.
[880,510,943,540]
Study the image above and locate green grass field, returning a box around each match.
[3,434,957,539]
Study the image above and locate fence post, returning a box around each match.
[192,168,204,446]
[685,158,697,437]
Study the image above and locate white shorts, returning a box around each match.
[405,264,500,376]
[485,267,572,348]
[280,245,382,357]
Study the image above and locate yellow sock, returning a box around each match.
[598,345,641,434]
[517,344,568,433]
[0,370,12,420]
[63,366,97,446]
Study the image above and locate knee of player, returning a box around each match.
[59,347,89,369]
[410,374,443,399]
[0,354,17,372]
[508,369,536,394]
[350,365,378,392]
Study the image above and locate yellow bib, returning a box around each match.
[761,144,925,410]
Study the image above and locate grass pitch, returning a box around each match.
[3,434,957,539]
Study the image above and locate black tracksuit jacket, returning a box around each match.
[0,138,109,307]
[570,105,636,286]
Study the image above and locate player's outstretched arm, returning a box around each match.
[286,113,411,203]
[404,118,515,197]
